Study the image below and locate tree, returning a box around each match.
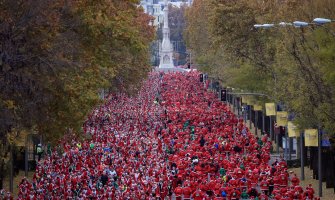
[0,0,154,188]
[184,0,213,68]
[169,4,188,65]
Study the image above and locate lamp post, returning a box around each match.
[249,104,252,129]
[300,131,305,180]
[313,18,334,25]
[285,125,289,160]
[254,18,334,29]
[270,116,273,142]
[262,110,265,135]
[318,127,322,197]
[255,110,258,135]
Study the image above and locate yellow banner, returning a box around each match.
[265,103,276,116]
[254,104,262,111]
[276,111,288,126]
[304,129,318,147]
[288,122,299,137]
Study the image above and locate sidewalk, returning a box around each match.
[290,167,334,200]
[3,170,34,196]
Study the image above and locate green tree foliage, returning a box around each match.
[185,0,335,145]
[184,0,214,68]
[0,0,155,181]
[169,4,188,65]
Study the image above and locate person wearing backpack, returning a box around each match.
[36,144,43,161]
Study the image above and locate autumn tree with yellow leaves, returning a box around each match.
[0,0,154,188]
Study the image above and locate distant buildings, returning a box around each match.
[141,0,192,66]
[140,0,192,27]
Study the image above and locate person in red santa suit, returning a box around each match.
[305,184,315,198]
[259,190,269,200]
[191,188,206,200]
[260,178,269,195]
[279,172,288,188]
[174,184,183,200]
[292,190,303,200]
[230,188,241,200]
[183,184,193,199]
[290,173,300,186]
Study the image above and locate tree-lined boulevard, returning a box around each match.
[1,0,335,199]
[1,72,321,199]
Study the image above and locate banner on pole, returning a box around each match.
[288,121,299,137]
[304,129,318,147]
[265,103,276,116]
[254,104,262,111]
[276,111,288,126]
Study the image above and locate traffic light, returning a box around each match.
[200,74,204,82]
[220,88,227,101]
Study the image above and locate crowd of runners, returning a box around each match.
[1,72,318,199]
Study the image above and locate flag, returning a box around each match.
[288,122,299,137]
[304,129,318,147]
[276,111,288,126]
[265,103,276,116]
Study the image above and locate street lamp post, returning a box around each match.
[255,110,258,136]
[285,125,289,160]
[249,105,252,129]
[270,116,273,141]
[313,18,334,25]
[289,133,292,160]
[318,127,322,197]
[300,131,305,180]
[254,18,334,29]
[262,110,265,135]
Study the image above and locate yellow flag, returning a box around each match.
[254,104,262,111]
[288,122,299,137]
[276,111,288,126]
[304,129,318,147]
[265,103,276,116]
